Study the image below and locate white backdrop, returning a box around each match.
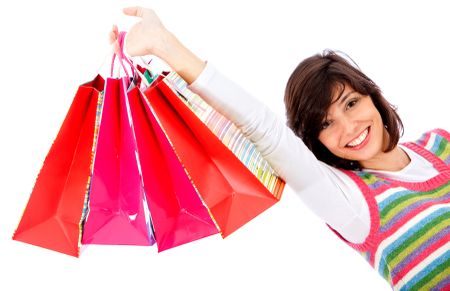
[0,1,448,290]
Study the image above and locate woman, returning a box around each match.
[111,7,450,290]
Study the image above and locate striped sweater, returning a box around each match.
[339,128,450,290]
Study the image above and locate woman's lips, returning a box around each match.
[346,127,370,150]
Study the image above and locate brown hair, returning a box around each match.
[284,50,404,170]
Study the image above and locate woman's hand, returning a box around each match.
[110,7,168,57]
[110,6,205,84]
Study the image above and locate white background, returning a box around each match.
[0,1,448,290]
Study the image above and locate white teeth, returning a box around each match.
[347,128,369,147]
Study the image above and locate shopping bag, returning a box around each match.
[142,73,284,238]
[164,72,285,201]
[128,83,219,252]
[13,75,105,257]
[82,56,154,245]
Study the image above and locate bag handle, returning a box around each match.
[110,31,135,78]
[110,31,155,89]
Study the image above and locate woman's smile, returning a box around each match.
[345,126,370,150]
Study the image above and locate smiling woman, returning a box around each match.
[109,6,449,291]
[285,51,404,171]
[282,52,449,290]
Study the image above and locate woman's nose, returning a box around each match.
[340,119,358,138]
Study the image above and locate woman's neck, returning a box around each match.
[360,145,411,172]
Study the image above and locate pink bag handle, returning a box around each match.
[110,31,135,78]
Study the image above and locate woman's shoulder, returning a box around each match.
[432,128,450,139]
[411,128,450,147]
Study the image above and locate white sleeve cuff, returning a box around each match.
[188,61,216,92]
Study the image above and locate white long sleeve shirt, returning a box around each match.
[188,63,439,243]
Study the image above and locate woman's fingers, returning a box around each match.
[109,25,119,43]
[117,7,165,56]
[109,25,120,53]
[109,31,116,44]
[122,6,144,18]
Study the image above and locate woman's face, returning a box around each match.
[318,83,387,164]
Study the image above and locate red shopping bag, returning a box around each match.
[81,67,154,244]
[163,72,285,203]
[82,30,155,246]
[13,75,104,257]
[128,84,218,252]
[143,75,281,238]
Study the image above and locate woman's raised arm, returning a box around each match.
[111,7,370,244]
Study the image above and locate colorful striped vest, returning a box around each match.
[341,128,450,290]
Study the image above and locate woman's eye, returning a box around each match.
[321,120,331,129]
[346,98,358,109]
